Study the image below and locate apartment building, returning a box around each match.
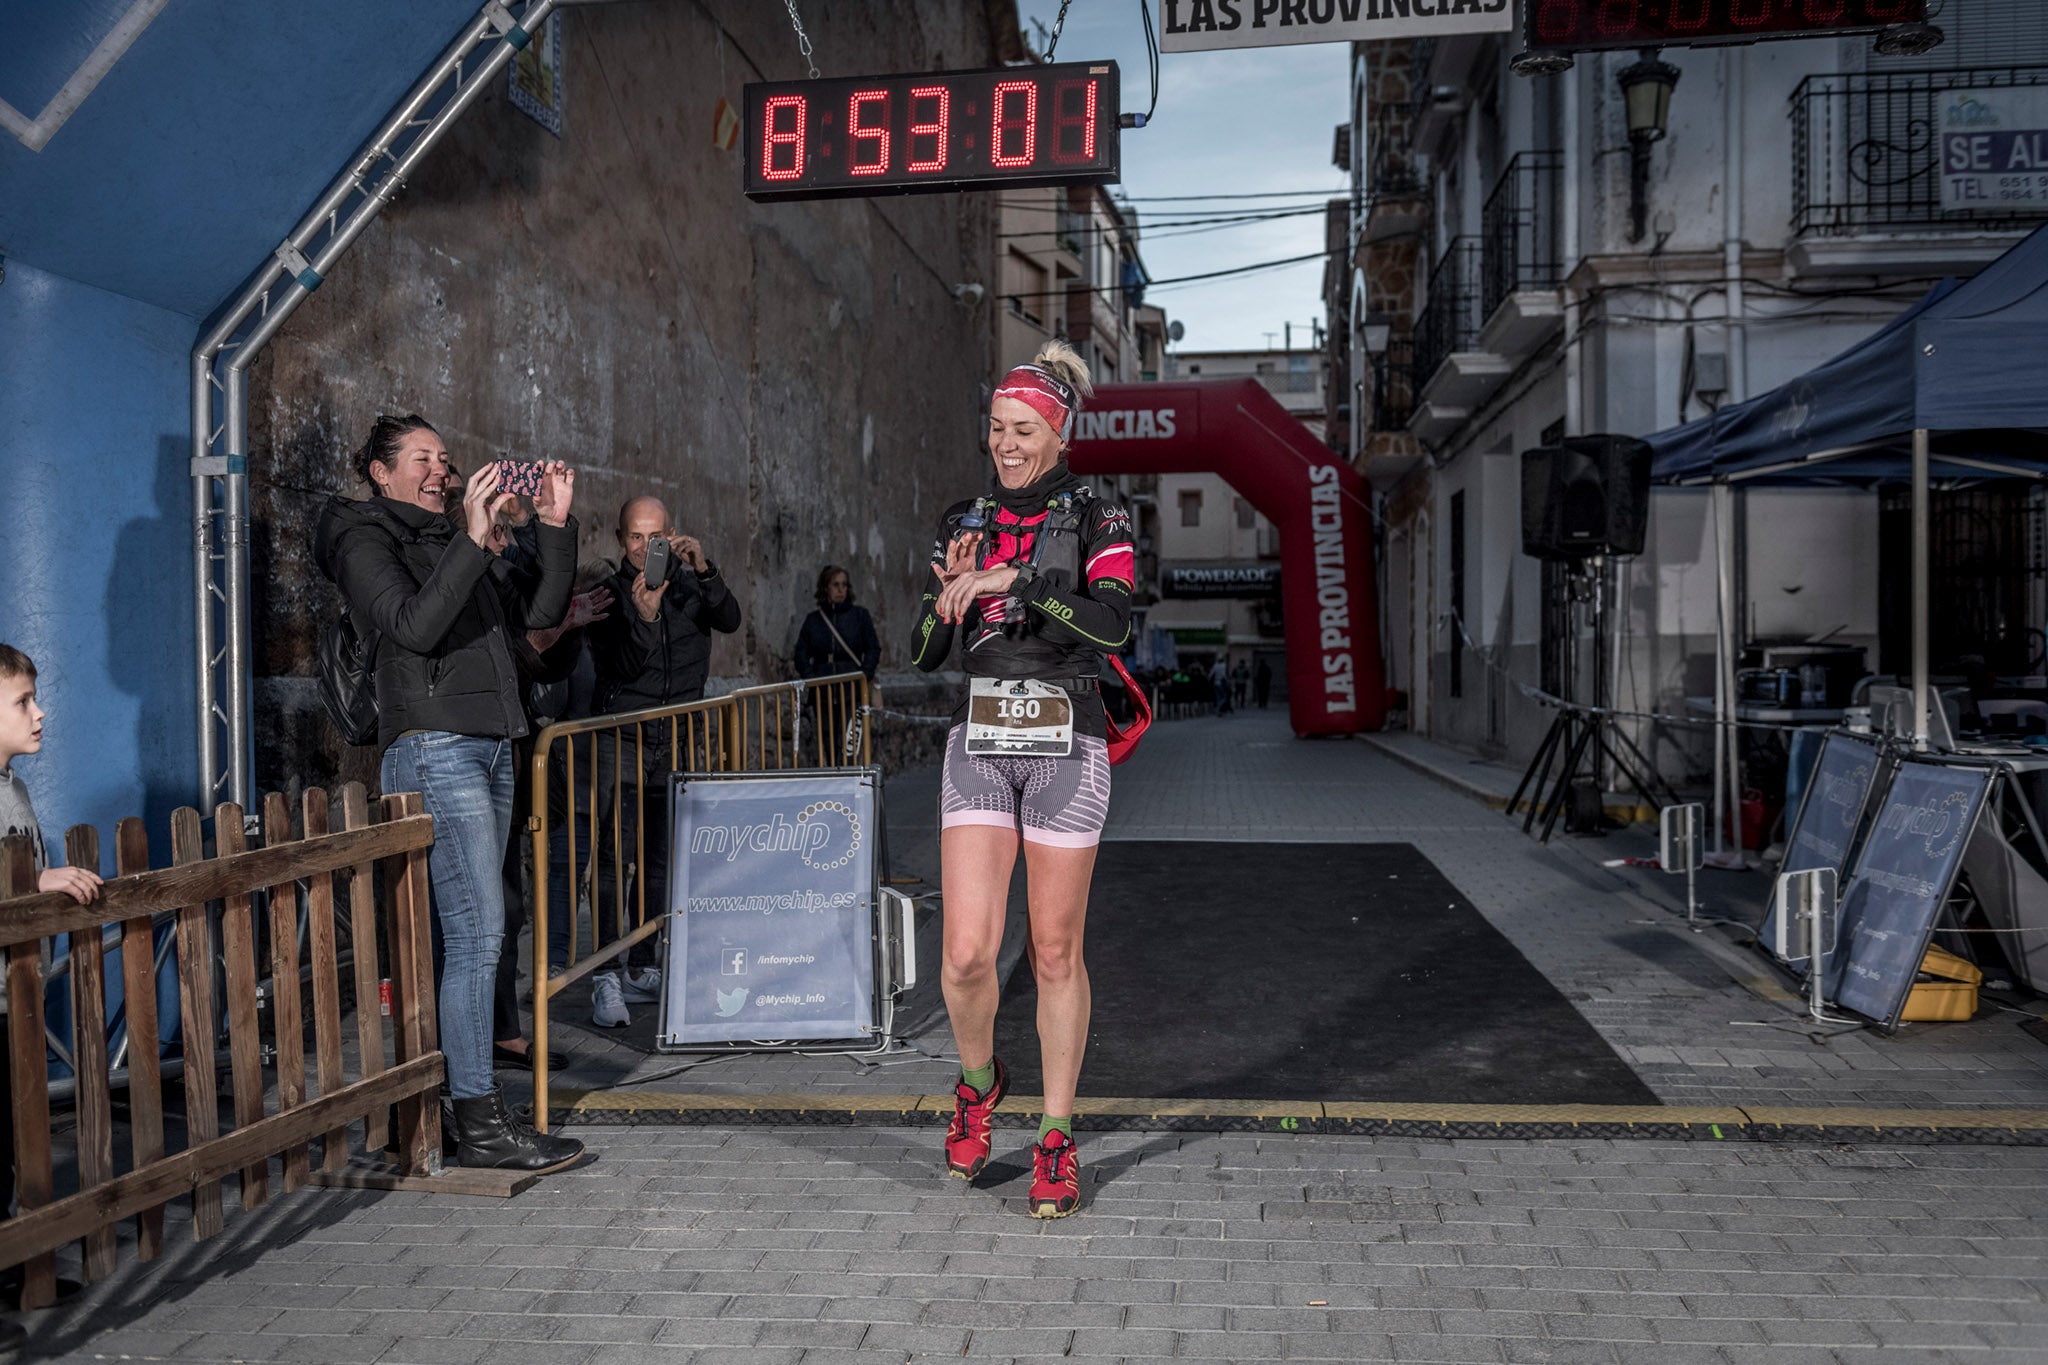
[1335,1,2048,783]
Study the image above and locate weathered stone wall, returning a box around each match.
[249,1,1015,798]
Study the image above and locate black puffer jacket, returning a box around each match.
[314,495,578,750]
[588,559,742,712]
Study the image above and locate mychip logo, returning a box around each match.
[796,800,862,871]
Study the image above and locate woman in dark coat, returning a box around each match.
[794,565,880,680]
[314,413,584,1174]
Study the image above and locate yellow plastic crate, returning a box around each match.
[1901,944,1982,1023]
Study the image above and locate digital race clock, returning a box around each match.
[743,62,1120,203]
[1525,0,1928,51]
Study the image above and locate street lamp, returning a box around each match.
[1618,49,1680,243]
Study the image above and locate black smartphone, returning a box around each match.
[643,535,671,587]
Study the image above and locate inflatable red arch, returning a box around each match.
[1066,377,1385,736]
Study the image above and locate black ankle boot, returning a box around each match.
[450,1089,585,1173]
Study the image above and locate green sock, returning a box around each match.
[1037,1114,1072,1144]
[961,1059,996,1094]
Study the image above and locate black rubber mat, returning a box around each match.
[994,841,1658,1106]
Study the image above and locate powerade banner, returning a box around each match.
[1828,760,1992,1032]
[1763,732,1881,974]
[660,771,878,1046]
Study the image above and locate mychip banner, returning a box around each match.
[1828,760,1992,1032]
[1761,731,1881,974]
[660,770,879,1047]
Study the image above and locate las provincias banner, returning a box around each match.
[1159,0,1511,53]
[1068,378,1385,737]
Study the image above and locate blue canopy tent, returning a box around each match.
[1646,223,2048,849]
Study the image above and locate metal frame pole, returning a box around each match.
[1711,480,1736,854]
[1911,428,1931,752]
[190,0,561,811]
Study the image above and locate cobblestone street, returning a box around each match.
[19,712,2048,1363]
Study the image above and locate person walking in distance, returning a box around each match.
[795,565,881,765]
[910,339,1136,1219]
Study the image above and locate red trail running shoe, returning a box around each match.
[1029,1128,1081,1219]
[944,1058,1008,1180]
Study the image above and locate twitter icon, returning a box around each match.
[715,986,748,1018]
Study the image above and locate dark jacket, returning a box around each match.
[588,558,742,712]
[314,495,577,750]
[795,601,880,680]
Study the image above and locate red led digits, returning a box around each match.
[849,89,889,175]
[907,84,950,173]
[1050,78,1098,164]
[1730,0,1774,24]
[1593,0,1639,35]
[761,94,806,182]
[1668,0,1713,29]
[990,80,1038,168]
[1862,0,1917,16]
[1533,0,1582,42]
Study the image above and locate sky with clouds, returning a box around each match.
[1014,1,1351,355]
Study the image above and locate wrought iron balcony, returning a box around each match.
[1791,66,2048,237]
[1481,151,1564,320]
[1372,338,1415,434]
[1412,237,1485,396]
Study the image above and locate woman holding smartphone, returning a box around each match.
[908,340,1136,1218]
[315,413,585,1173]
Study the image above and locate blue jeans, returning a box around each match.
[381,732,514,1100]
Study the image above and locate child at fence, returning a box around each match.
[0,644,103,1246]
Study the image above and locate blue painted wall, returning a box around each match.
[0,258,195,858]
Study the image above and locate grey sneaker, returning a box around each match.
[591,971,630,1028]
[621,966,663,1003]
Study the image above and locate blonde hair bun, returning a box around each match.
[1031,339,1094,399]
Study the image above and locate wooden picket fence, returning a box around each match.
[0,785,453,1309]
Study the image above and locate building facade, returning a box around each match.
[1337,2,2048,797]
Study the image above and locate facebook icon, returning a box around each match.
[721,949,748,977]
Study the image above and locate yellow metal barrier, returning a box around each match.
[527,672,872,1128]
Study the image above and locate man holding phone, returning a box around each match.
[578,496,741,1026]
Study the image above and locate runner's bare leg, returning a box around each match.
[941,824,1020,1071]
[1020,841,1097,1119]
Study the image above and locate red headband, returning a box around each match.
[992,365,1075,440]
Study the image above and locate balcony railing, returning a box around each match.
[1412,237,1484,398]
[1368,105,1423,200]
[1481,150,1563,319]
[1792,66,2048,237]
[1373,338,1415,433]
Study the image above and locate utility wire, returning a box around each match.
[1000,247,1328,302]
[996,204,1329,239]
[996,190,1346,206]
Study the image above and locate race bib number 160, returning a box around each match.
[965,678,1074,757]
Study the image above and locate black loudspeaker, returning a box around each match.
[1520,435,1652,560]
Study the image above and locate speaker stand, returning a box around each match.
[1510,704,1681,843]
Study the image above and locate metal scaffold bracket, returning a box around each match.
[272,240,322,291]
[483,1,531,48]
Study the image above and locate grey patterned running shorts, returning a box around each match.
[939,724,1112,848]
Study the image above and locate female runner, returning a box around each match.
[910,340,1135,1218]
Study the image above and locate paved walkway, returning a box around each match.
[17,711,2048,1363]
